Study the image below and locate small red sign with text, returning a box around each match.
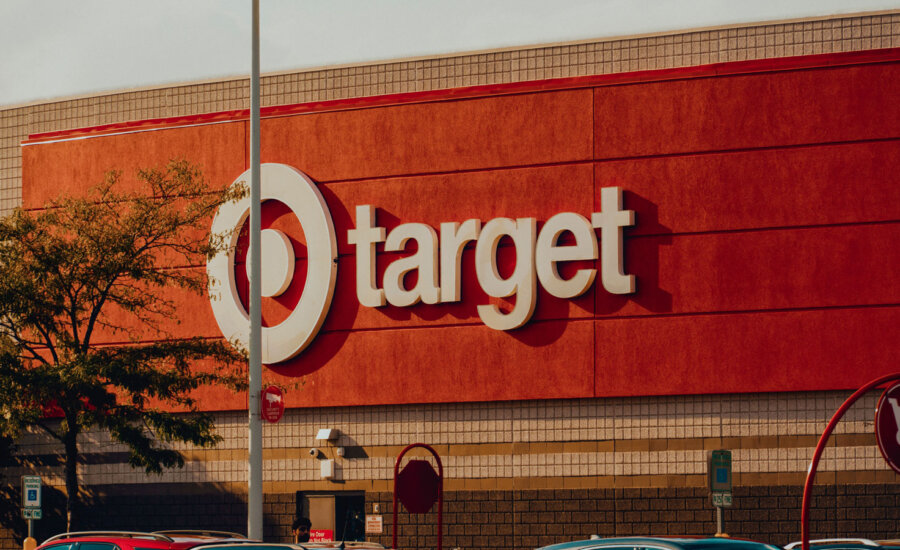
[309,529,333,542]
[261,385,285,423]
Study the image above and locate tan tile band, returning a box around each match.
[72,468,900,498]
[12,432,874,466]
[12,434,896,494]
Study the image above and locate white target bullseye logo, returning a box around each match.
[207,163,338,364]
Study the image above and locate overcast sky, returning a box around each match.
[1,0,897,108]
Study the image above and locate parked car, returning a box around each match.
[197,543,384,550]
[785,540,900,550]
[536,536,782,550]
[36,531,251,550]
[153,532,247,541]
[300,544,384,549]
[179,546,303,550]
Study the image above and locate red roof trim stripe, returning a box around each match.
[24,47,900,144]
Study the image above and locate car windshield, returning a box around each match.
[75,544,120,550]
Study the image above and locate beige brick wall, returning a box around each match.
[6,390,893,493]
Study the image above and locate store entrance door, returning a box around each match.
[307,495,335,540]
[297,491,366,542]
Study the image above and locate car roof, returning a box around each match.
[38,537,173,550]
[300,544,385,549]
[39,533,175,547]
[38,532,253,550]
[785,541,900,550]
[191,545,305,550]
[784,540,882,550]
[194,543,384,550]
[537,536,781,550]
[152,531,247,540]
[170,539,254,548]
[785,545,880,550]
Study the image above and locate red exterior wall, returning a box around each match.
[21,49,900,411]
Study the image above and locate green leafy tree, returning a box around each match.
[0,160,247,530]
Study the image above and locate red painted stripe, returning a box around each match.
[24,47,900,144]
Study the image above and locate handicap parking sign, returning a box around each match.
[22,475,41,508]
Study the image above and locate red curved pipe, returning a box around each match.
[393,443,444,550]
[801,373,900,550]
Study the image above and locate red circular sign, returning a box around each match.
[261,385,285,423]
[875,383,900,473]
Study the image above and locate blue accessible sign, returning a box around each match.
[22,475,42,520]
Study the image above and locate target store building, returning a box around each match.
[2,11,900,550]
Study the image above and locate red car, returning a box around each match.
[36,530,251,550]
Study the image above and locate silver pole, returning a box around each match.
[248,0,263,541]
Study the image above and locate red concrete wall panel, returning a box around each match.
[85,222,898,347]
[593,63,900,159]
[606,223,900,318]
[22,122,246,209]
[315,222,896,335]
[593,307,900,397]
[87,267,223,344]
[258,320,594,408]
[259,90,593,182]
[597,140,900,236]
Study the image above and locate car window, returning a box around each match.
[42,544,76,550]
[76,543,120,550]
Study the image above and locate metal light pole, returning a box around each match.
[247,0,263,540]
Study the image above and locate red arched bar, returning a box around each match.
[801,372,900,550]
[393,443,444,550]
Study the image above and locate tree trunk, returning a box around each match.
[63,423,80,531]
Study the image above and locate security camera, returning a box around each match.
[309,448,320,457]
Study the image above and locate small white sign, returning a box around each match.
[22,476,41,508]
[365,515,383,534]
[22,509,42,520]
[711,492,733,507]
